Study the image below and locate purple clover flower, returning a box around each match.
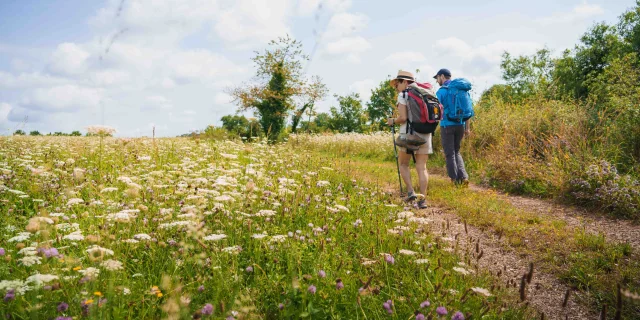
[318,270,326,278]
[245,266,254,273]
[198,285,205,292]
[452,311,465,320]
[420,300,431,308]
[415,313,425,320]
[57,302,69,312]
[0,248,5,256]
[382,300,393,314]
[202,303,214,315]
[335,280,344,290]
[4,289,15,302]
[278,303,284,310]
[436,306,448,316]
[384,254,395,264]
[308,285,316,294]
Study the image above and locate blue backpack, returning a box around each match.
[442,78,474,122]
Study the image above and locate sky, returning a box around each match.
[0,0,636,137]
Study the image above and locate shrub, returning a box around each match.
[568,160,640,219]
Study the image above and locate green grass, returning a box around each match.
[0,136,532,319]
[308,149,640,318]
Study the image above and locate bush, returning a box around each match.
[463,97,587,197]
[568,160,640,219]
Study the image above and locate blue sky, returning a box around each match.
[0,0,636,137]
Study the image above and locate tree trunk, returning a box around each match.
[291,102,312,134]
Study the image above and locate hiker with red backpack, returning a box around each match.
[387,70,443,209]
[434,68,474,186]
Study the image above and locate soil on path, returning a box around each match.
[465,181,640,253]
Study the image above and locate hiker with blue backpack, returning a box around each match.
[387,70,443,208]
[434,68,474,186]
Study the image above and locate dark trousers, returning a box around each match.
[440,125,468,181]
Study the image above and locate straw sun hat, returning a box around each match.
[389,70,415,88]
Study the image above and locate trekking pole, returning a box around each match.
[390,117,404,196]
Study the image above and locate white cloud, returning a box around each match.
[48,43,90,75]
[213,0,292,46]
[323,12,369,39]
[325,36,372,62]
[215,93,233,105]
[0,71,70,89]
[432,37,541,76]
[89,69,131,87]
[349,79,375,103]
[143,95,173,111]
[297,0,352,16]
[537,1,604,25]
[22,85,103,112]
[382,51,426,70]
[433,37,473,57]
[167,50,244,82]
[0,103,11,123]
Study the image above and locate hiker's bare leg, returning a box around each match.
[398,151,413,193]
[415,154,429,196]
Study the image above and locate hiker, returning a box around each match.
[434,68,470,186]
[387,70,432,209]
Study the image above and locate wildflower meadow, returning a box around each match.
[0,136,531,319]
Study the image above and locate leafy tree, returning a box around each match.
[290,76,328,134]
[220,115,262,139]
[329,93,367,133]
[70,131,82,136]
[13,130,25,136]
[366,79,397,130]
[618,1,640,54]
[229,36,325,141]
[500,48,554,100]
[29,130,41,136]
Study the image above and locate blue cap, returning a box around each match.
[433,68,451,79]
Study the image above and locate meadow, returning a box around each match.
[0,136,532,319]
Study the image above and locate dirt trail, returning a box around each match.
[413,204,597,320]
[464,180,640,252]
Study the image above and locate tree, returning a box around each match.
[329,93,367,133]
[500,48,554,100]
[366,79,397,131]
[290,76,328,134]
[220,115,262,139]
[70,131,82,136]
[29,130,41,136]
[13,130,25,136]
[229,36,325,141]
[618,1,640,54]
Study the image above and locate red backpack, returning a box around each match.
[401,82,443,134]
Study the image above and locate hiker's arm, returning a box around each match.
[387,104,408,125]
[396,104,408,124]
[465,119,471,135]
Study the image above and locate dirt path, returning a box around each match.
[413,204,597,320]
[465,180,640,252]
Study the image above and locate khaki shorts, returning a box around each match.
[398,132,433,155]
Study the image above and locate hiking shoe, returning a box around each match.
[405,191,417,202]
[460,179,470,188]
[416,200,428,209]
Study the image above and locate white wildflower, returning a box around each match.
[78,267,100,278]
[133,233,151,241]
[399,249,417,256]
[101,259,124,271]
[66,198,84,206]
[86,245,114,256]
[471,287,492,297]
[26,274,59,286]
[19,256,42,266]
[203,234,227,241]
[63,231,84,241]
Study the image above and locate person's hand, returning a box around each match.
[387,118,395,126]
[464,129,471,137]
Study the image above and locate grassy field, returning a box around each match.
[0,136,532,319]
[291,132,640,318]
